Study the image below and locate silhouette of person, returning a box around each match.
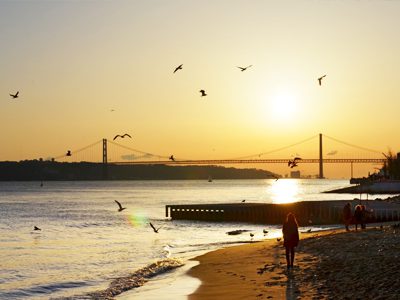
[343,202,352,231]
[354,205,363,230]
[360,205,368,229]
[282,212,299,269]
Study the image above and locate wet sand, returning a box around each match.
[189,225,400,299]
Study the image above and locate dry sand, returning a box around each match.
[188,225,400,299]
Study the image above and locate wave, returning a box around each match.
[53,259,184,299]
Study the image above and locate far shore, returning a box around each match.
[188,225,400,299]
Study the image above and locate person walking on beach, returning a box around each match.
[282,212,299,269]
[343,202,352,231]
[354,205,363,230]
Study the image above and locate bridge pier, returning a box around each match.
[102,139,108,180]
[319,133,324,179]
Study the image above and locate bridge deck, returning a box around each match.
[166,200,400,225]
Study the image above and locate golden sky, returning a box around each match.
[1,0,399,178]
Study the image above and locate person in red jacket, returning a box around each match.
[282,212,300,269]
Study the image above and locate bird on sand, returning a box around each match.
[173,64,183,73]
[10,91,19,99]
[150,222,162,233]
[237,65,252,72]
[114,200,126,212]
[318,75,326,86]
[34,226,41,231]
[169,155,175,161]
[66,150,72,156]
[113,133,132,141]
[199,90,207,97]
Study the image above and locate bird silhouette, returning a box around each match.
[9,91,19,99]
[34,226,41,231]
[113,133,132,141]
[288,157,301,168]
[277,237,282,242]
[150,222,162,233]
[169,155,175,161]
[237,65,252,72]
[250,233,254,238]
[173,64,183,73]
[66,150,72,156]
[307,228,312,233]
[241,199,246,203]
[318,75,326,86]
[114,200,126,212]
[199,90,207,97]
[263,229,269,235]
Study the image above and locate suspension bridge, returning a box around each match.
[50,133,387,179]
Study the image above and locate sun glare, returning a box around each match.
[270,91,297,122]
[270,179,299,204]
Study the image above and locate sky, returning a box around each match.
[1,0,400,178]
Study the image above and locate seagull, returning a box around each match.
[250,233,254,238]
[169,155,175,161]
[199,90,207,97]
[237,65,252,72]
[34,226,41,231]
[113,133,132,141]
[173,64,183,73]
[241,199,246,203]
[263,229,269,235]
[318,75,326,86]
[66,150,72,156]
[114,200,126,212]
[277,238,282,242]
[288,157,301,168]
[307,228,312,233]
[10,91,19,99]
[150,222,162,233]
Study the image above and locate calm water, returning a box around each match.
[0,179,391,299]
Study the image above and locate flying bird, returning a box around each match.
[250,233,254,238]
[318,75,326,86]
[149,222,162,233]
[241,199,246,203]
[288,157,301,168]
[237,65,252,72]
[113,133,132,141]
[9,91,19,99]
[114,200,126,212]
[199,90,207,97]
[34,226,41,231]
[173,64,183,73]
[169,155,175,161]
[66,150,72,156]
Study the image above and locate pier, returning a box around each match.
[166,200,400,225]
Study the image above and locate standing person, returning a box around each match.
[354,205,363,230]
[282,212,299,269]
[343,202,352,231]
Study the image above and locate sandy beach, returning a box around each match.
[188,225,400,299]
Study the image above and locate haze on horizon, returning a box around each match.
[1,0,400,179]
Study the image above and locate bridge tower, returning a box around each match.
[102,139,108,179]
[319,133,324,179]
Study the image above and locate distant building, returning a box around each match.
[290,170,300,178]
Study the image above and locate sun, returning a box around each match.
[270,90,298,122]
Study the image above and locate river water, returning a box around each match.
[0,179,391,299]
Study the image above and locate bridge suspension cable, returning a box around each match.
[53,139,103,160]
[323,134,382,154]
[229,134,319,160]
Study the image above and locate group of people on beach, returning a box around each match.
[343,202,371,231]
[281,203,371,269]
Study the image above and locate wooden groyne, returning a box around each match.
[165,200,400,225]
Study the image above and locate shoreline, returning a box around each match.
[188,224,400,299]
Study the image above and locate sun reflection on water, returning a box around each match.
[270,179,300,204]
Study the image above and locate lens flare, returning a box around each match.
[127,211,148,227]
